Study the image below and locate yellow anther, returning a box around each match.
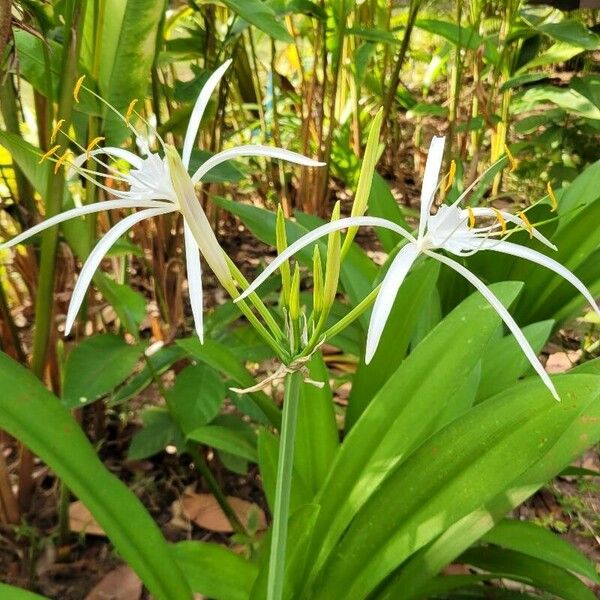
[547,181,558,212]
[492,208,507,234]
[504,144,517,172]
[518,211,533,238]
[54,151,70,174]
[38,145,61,164]
[125,99,138,125]
[85,136,105,158]
[73,75,86,103]
[444,160,456,192]
[50,119,65,144]
[467,206,475,229]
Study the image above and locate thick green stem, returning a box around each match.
[267,371,302,600]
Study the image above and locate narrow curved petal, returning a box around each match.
[190,145,325,185]
[365,243,420,364]
[184,222,204,343]
[478,239,600,315]
[419,136,446,239]
[71,146,143,170]
[182,59,233,169]
[234,216,416,303]
[428,250,559,401]
[0,199,171,250]
[65,206,173,335]
[470,208,557,250]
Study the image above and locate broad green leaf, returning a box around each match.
[128,408,182,460]
[304,282,524,589]
[461,547,596,600]
[95,273,147,337]
[172,541,257,600]
[167,364,225,435]
[0,352,191,600]
[477,320,554,401]
[0,130,50,196]
[188,417,258,463]
[99,0,165,144]
[346,26,399,45]
[110,344,187,405]
[62,334,143,409]
[519,41,586,71]
[415,19,482,50]
[515,86,600,120]
[221,0,293,43]
[481,519,599,583]
[388,372,600,600]
[0,584,49,599]
[311,375,600,599]
[347,259,439,427]
[295,354,338,496]
[534,19,600,50]
[176,337,280,427]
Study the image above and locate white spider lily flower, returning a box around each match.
[236,136,600,400]
[1,59,324,341]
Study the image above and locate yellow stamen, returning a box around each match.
[125,99,138,125]
[38,145,61,164]
[85,136,105,158]
[50,119,65,144]
[54,151,70,174]
[73,75,86,103]
[547,182,558,212]
[492,208,507,234]
[467,206,475,229]
[504,144,517,172]
[518,211,533,238]
[444,160,456,192]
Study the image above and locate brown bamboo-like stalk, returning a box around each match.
[20,0,88,512]
[381,0,421,137]
[0,447,18,524]
[446,0,464,160]
[0,0,11,66]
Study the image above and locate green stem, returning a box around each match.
[267,371,302,600]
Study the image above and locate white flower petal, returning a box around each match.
[419,136,446,239]
[365,243,420,364]
[470,208,557,250]
[478,239,600,315]
[428,250,559,401]
[234,216,416,303]
[71,146,143,171]
[64,206,173,335]
[0,199,170,249]
[190,145,325,185]
[184,222,204,343]
[182,59,233,169]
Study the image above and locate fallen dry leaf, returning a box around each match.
[85,565,142,600]
[179,492,266,533]
[545,350,583,374]
[69,501,105,536]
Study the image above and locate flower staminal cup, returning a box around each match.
[236,136,600,401]
[0,60,324,343]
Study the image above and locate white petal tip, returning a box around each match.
[364,346,375,365]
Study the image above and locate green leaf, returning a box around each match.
[295,354,339,496]
[311,375,600,599]
[534,19,600,50]
[167,364,225,435]
[111,344,187,405]
[304,282,524,590]
[94,273,147,337]
[346,26,399,45]
[515,86,600,120]
[0,352,191,600]
[188,417,258,463]
[176,337,280,427]
[0,130,50,196]
[128,408,182,460]
[518,41,586,71]
[221,0,293,43]
[415,19,482,50]
[481,519,599,583]
[62,334,143,409]
[172,540,257,600]
[0,584,49,599]
[477,320,554,401]
[347,259,439,426]
[461,547,597,600]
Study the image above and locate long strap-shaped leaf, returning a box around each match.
[0,352,192,600]
[0,583,49,599]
